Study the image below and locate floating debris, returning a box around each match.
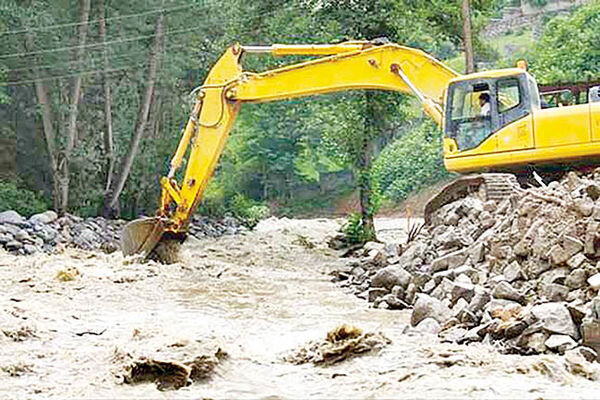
[285,324,391,366]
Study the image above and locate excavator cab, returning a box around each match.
[444,70,541,153]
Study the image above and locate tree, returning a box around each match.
[105,12,165,216]
[527,2,600,84]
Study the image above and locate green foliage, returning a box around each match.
[527,2,600,84]
[372,121,451,202]
[341,212,370,244]
[230,194,270,228]
[0,181,49,217]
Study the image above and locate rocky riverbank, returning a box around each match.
[0,210,245,255]
[334,170,600,361]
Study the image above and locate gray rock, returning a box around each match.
[562,235,584,258]
[368,288,388,303]
[467,288,491,313]
[491,281,525,304]
[549,244,570,266]
[541,283,569,302]
[405,283,417,305]
[566,268,587,289]
[451,281,475,304]
[411,294,451,327]
[0,210,24,225]
[14,230,31,242]
[544,334,577,354]
[422,279,436,294]
[565,346,597,363]
[413,317,441,335]
[531,302,579,339]
[430,249,468,273]
[503,261,524,282]
[581,319,600,355]
[567,253,588,270]
[380,294,409,310]
[539,267,570,285]
[371,266,412,291]
[458,326,485,344]
[28,210,58,225]
[23,244,37,255]
[391,285,405,300]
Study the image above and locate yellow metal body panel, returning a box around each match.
[534,104,590,147]
[496,115,534,152]
[235,44,458,104]
[592,102,600,141]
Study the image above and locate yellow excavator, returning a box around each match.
[121,40,600,260]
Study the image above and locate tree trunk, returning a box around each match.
[25,34,60,210]
[55,0,91,214]
[105,14,165,217]
[462,0,475,73]
[359,92,377,242]
[98,0,115,194]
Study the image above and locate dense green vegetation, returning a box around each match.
[0,0,597,236]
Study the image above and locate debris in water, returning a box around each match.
[118,346,227,391]
[56,266,80,281]
[125,358,191,391]
[284,324,391,366]
[2,325,36,342]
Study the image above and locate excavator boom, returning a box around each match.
[121,41,459,259]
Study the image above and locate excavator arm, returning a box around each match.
[121,41,459,259]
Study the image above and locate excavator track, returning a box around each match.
[424,173,519,225]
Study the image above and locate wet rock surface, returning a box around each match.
[0,210,245,255]
[334,170,600,358]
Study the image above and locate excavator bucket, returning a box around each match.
[120,217,166,258]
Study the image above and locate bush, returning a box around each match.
[0,181,50,217]
[230,194,270,228]
[341,212,369,245]
[372,121,451,203]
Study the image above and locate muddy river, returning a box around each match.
[1,217,599,398]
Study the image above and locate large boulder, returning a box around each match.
[410,294,451,327]
[371,266,412,291]
[29,210,58,225]
[0,210,24,225]
[531,302,579,340]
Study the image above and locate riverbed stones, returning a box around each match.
[411,294,451,327]
[492,281,525,304]
[333,170,600,356]
[545,334,577,354]
[0,209,244,255]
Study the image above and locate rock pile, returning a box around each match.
[0,210,245,255]
[334,171,600,358]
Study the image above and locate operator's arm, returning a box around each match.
[158,41,459,235]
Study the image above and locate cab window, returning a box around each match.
[447,82,492,151]
[497,79,521,112]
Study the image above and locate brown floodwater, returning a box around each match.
[1,217,599,399]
